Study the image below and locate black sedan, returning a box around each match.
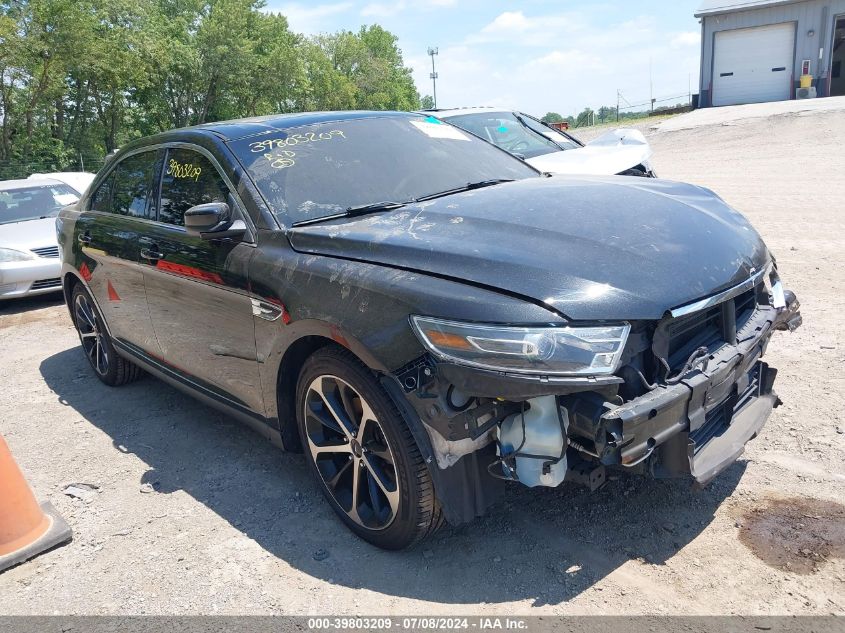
[56,111,801,549]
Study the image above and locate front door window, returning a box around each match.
[158,149,228,226]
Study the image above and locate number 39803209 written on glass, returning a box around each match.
[249,130,346,170]
[167,159,202,181]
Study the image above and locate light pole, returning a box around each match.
[427,47,439,108]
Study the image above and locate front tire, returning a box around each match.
[71,284,142,386]
[295,346,442,549]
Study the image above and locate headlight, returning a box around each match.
[0,247,36,263]
[411,316,630,376]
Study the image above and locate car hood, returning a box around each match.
[288,177,769,321]
[526,128,653,176]
[0,217,58,251]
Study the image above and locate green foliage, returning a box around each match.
[0,0,422,179]
[420,95,435,110]
[597,106,615,123]
[574,108,595,128]
[541,112,564,123]
[560,104,688,131]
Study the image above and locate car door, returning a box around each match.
[140,145,263,415]
[74,149,162,354]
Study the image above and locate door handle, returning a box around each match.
[78,232,92,245]
[140,246,164,261]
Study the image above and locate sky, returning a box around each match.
[264,0,704,117]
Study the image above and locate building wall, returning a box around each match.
[832,18,845,94]
[699,0,845,106]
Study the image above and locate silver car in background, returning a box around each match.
[434,107,656,177]
[0,178,80,300]
[27,171,96,197]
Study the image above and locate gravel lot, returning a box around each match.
[1,102,844,616]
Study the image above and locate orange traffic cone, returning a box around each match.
[0,435,71,573]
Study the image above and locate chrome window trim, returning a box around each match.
[669,263,771,318]
[84,141,257,243]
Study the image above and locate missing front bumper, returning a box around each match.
[563,293,801,487]
[649,360,780,486]
[564,359,779,487]
[688,385,777,487]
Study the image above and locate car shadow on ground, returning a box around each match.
[0,292,64,316]
[40,347,744,607]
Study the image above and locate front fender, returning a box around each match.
[248,231,563,443]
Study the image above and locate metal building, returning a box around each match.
[697,0,845,106]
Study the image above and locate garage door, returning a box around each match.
[712,23,795,106]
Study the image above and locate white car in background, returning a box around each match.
[433,108,656,177]
[0,178,80,300]
[27,171,95,196]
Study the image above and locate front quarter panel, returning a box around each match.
[249,229,563,421]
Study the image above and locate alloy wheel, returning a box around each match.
[74,292,109,376]
[303,375,400,530]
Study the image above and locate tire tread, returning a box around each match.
[297,346,443,549]
[71,284,144,387]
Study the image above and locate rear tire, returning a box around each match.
[71,284,143,386]
[295,346,442,549]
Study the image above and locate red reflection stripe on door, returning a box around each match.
[155,260,224,285]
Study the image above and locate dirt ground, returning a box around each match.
[1,103,844,616]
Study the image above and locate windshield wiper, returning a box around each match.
[415,178,515,203]
[292,180,515,228]
[292,200,410,227]
[345,201,410,215]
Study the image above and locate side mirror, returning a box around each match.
[184,202,246,240]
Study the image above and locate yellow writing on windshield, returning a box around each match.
[167,159,202,181]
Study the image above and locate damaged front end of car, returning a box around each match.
[387,263,802,525]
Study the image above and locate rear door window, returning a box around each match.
[89,173,115,213]
[91,150,160,218]
[158,149,229,227]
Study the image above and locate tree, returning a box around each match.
[541,112,564,123]
[0,1,422,179]
[597,106,615,124]
[420,95,435,110]
[312,25,420,111]
[575,108,595,128]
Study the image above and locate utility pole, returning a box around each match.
[427,47,439,108]
[616,89,620,122]
[649,57,654,114]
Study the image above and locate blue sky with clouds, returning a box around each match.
[264,0,703,117]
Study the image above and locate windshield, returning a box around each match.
[0,184,79,225]
[444,111,580,159]
[228,115,539,225]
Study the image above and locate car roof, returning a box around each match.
[179,110,419,142]
[28,171,93,178]
[426,107,515,118]
[0,178,64,191]
[114,110,425,158]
